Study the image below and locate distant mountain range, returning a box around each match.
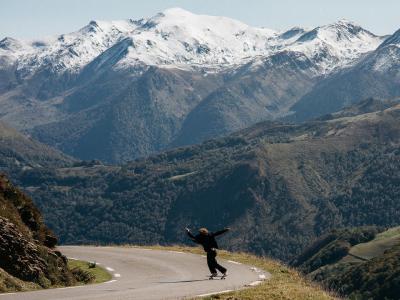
[2,99,399,261]
[289,28,400,121]
[1,8,399,163]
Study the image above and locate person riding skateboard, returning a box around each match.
[185,227,230,279]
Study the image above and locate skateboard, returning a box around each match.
[208,274,227,280]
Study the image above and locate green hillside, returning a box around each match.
[293,226,400,299]
[0,121,75,179]
[10,99,400,262]
[346,226,400,261]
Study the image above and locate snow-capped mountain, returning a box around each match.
[0,37,29,53]
[14,20,139,78]
[285,19,382,72]
[1,8,383,76]
[0,8,397,163]
[115,8,278,69]
[288,28,400,122]
[378,28,400,49]
[369,28,400,72]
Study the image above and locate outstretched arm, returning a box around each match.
[212,228,230,237]
[185,228,198,243]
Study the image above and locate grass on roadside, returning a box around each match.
[68,259,112,284]
[0,268,40,293]
[127,245,338,300]
[0,259,112,294]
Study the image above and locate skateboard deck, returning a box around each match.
[208,274,227,280]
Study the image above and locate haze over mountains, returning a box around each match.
[1,8,399,163]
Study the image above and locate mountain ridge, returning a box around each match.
[288,28,400,122]
[0,8,397,163]
[1,9,382,74]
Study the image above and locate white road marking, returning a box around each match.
[58,285,86,290]
[246,280,263,286]
[63,257,119,287]
[168,250,185,254]
[227,260,242,265]
[0,293,16,296]
[104,279,117,284]
[201,255,206,258]
[259,274,267,280]
[196,289,233,297]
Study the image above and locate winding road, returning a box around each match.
[0,246,269,300]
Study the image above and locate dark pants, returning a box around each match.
[206,250,227,275]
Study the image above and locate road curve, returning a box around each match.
[0,246,269,300]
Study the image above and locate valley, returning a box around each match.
[2,99,398,263]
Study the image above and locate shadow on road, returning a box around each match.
[157,279,210,283]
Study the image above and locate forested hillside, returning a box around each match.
[0,121,75,179]
[293,226,400,299]
[6,99,397,261]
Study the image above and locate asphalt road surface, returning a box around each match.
[0,246,270,300]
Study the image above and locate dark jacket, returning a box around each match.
[187,229,229,252]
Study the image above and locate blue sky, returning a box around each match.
[1,0,399,39]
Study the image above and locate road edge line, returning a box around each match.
[196,289,233,297]
[227,260,242,265]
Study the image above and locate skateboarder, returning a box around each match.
[185,227,230,279]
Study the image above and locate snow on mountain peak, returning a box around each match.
[164,7,192,14]
[140,7,274,37]
[160,7,195,18]
[0,37,25,51]
[15,18,139,77]
[378,29,400,49]
[296,19,376,44]
[366,29,400,72]
[285,19,383,73]
[114,8,279,70]
[0,37,34,63]
[114,10,383,73]
[279,27,307,41]
[4,8,386,76]
[80,19,137,35]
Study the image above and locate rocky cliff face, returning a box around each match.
[0,174,74,292]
